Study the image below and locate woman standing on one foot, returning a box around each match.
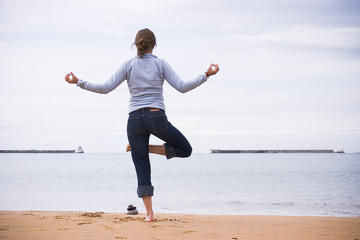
[65,28,220,222]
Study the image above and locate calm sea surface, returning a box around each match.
[0,153,359,216]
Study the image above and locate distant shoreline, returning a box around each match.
[210,149,345,153]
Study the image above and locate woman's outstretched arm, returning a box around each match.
[163,61,220,93]
[64,63,127,94]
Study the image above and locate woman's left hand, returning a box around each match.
[64,72,79,84]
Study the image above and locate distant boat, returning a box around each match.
[210,149,345,154]
[75,146,84,153]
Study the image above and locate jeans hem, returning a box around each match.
[137,185,154,198]
[164,143,176,159]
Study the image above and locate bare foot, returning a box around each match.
[126,144,131,152]
[144,210,155,222]
[144,214,155,222]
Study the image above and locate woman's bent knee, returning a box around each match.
[183,145,192,158]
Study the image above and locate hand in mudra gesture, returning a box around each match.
[205,64,220,77]
[64,72,79,84]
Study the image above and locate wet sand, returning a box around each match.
[0,211,359,240]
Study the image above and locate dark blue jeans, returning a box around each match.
[127,108,192,198]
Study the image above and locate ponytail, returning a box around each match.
[133,28,157,57]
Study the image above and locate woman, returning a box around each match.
[65,28,219,222]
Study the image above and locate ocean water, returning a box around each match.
[0,153,359,216]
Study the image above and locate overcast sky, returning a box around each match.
[1,0,359,153]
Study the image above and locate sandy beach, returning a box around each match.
[0,211,359,240]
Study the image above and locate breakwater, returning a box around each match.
[0,150,75,153]
[0,146,84,153]
[210,149,345,153]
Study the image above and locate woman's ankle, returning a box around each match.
[149,145,166,155]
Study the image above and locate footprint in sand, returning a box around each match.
[77,222,92,225]
[81,212,103,218]
[22,213,36,216]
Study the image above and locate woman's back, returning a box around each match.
[126,54,166,112]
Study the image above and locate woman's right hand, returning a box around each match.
[205,64,220,77]
[64,72,79,84]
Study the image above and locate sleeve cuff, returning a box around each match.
[76,79,84,87]
[204,73,209,80]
